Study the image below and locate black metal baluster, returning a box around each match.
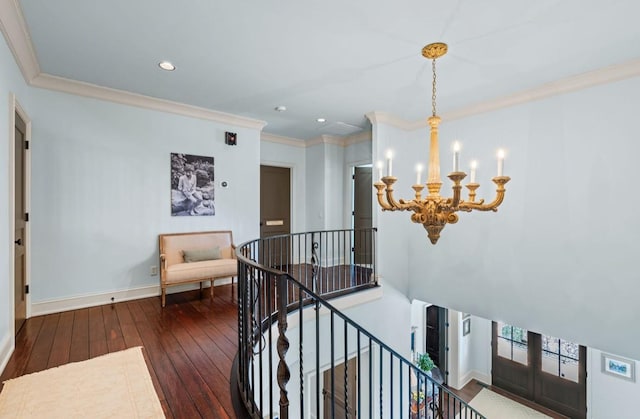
[299,287,304,418]
[316,299,321,419]
[390,352,393,418]
[399,358,403,419]
[254,268,261,414]
[344,320,349,418]
[331,311,336,419]
[267,273,273,416]
[379,344,383,419]
[357,331,361,419]
[369,339,373,419]
[276,274,290,419]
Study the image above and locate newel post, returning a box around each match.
[276,274,290,419]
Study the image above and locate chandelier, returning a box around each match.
[374,42,510,245]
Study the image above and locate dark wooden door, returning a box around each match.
[14,111,27,334]
[492,322,534,400]
[425,305,448,382]
[492,322,586,419]
[531,334,587,419]
[353,166,372,265]
[323,357,357,418]
[259,166,291,267]
[425,306,440,368]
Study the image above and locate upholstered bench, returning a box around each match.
[159,230,237,307]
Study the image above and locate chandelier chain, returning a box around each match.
[431,59,437,117]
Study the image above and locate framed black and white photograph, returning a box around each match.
[602,353,636,382]
[462,318,471,336]
[170,153,215,216]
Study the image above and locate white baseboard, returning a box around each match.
[0,332,14,376]
[31,285,161,316]
[31,278,236,316]
[459,369,492,389]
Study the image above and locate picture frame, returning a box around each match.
[462,318,471,336]
[170,153,215,216]
[601,353,636,382]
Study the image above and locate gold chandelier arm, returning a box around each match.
[459,176,510,212]
[374,182,393,210]
[447,172,466,208]
[386,188,414,210]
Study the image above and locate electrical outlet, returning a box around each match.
[150,265,158,276]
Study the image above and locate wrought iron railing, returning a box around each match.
[236,228,484,419]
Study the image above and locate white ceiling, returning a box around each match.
[14,0,640,140]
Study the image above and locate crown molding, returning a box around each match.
[344,130,371,146]
[0,0,40,82]
[366,59,640,130]
[306,133,372,148]
[5,0,639,136]
[261,132,307,147]
[314,135,344,147]
[31,73,267,130]
[365,112,426,131]
[0,0,266,130]
[442,58,640,121]
[263,131,372,148]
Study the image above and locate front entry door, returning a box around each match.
[14,111,27,334]
[259,165,291,267]
[425,305,447,382]
[492,322,587,419]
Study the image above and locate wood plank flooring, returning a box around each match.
[1,284,240,419]
[2,283,568,419]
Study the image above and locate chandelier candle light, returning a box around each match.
[374,42,511,245]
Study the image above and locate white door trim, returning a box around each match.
[9,92,32,340]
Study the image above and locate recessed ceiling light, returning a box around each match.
[158,61,175,71]
[275,105,287,112]
[317,118,326,123]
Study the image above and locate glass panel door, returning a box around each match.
[497,322,528,366]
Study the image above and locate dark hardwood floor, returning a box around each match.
[1,284,240,419]
[2,283,569,419]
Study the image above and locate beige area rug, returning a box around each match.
[0,346,164,419]
[457,388,551,419]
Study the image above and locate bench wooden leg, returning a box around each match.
[161,288,166,307]
[210,279,215,299]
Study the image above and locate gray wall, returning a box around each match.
[0,23,32,368]
[371,75,640,419]
[26,87,261,302]
[373,76,640,362]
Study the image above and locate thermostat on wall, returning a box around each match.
[225,132,237,146]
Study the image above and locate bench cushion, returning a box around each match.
[182,247,221,262]
[164,259,237,284]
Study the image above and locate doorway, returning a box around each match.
[425,305,448,383]
[13,103,29,335]
[259,165,291,266]
[352,166,372,265]
[322,357,357,418]
[492,322,587,419]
